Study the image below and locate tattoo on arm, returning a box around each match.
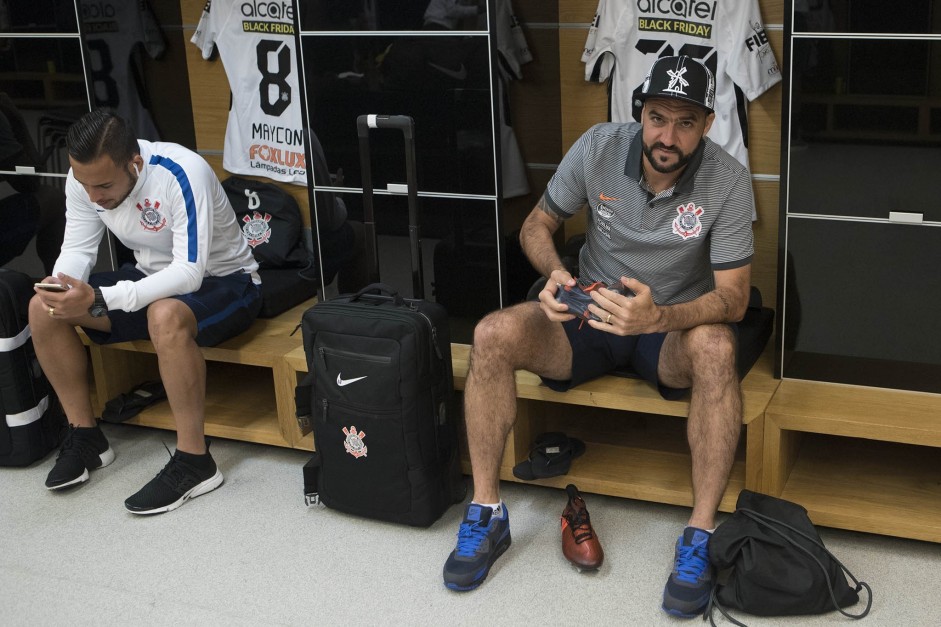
[716,290,731,319]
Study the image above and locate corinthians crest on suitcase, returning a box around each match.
[296,115,464,527]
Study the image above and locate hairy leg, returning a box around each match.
[464,302,572,503]
[147,299,206,455]
[659,324,741,529]
[28,294,110,428]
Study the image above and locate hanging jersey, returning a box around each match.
[495,0,532,199]
[191,0,306,185]
[582,0,781,169]
[79,0,165,141]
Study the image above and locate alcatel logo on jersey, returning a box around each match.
[80,2,115,19]
[637,0,717,21]
[672,202,704,240]
[240,0,293,20]
[137,199,167,232]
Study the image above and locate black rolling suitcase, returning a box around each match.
[0,269,65,466]
[297,115,465,527]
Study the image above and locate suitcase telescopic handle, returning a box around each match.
[355,114,423,299]
[359,114,415,137]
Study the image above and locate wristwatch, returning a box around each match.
[88,287,108,318]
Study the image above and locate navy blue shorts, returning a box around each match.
[82,267,262,348]
[540,318,739,401]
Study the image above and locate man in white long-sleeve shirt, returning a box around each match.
[29,110,262,514]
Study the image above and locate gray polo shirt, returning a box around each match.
[545,122,754,305]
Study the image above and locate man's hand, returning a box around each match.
[35,273,95,320]
[538,269,577,322]
[586,277,662,335]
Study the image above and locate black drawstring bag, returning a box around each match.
[708,490,872,626]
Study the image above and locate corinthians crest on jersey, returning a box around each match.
[137,198,167,232]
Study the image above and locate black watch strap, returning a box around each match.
[89,287,108,317]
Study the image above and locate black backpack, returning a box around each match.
[222,176,310,269]
[708,490,872,626]
[222,176,319,317]
[0,269,65,466]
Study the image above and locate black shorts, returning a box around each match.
[540,319,739,401]
[82,267,262,348]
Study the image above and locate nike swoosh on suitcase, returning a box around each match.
[336,374,367,387]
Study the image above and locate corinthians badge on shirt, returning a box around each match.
[137,198,167,232]
[672,202,704,239]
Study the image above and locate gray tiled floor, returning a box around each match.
[2,423,939,626]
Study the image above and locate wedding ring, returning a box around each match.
[48,307,55,317]
[606,313,612,324]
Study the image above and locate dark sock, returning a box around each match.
[175,448,214,472]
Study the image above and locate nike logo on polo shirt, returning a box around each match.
[599,193,621,202]
[337,374,367,387]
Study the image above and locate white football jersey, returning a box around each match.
[582,0,781,169]
[80,0,165,141]
[191,0,306,185]
[496,0,532,199]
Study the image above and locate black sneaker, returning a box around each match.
[443,503,511,591]
[124,444,223,515]
[45,424,115,490]
[662,526,715,618]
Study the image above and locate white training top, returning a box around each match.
[582,0,781,169]
[191,0,306,184]
[54,140,259,313]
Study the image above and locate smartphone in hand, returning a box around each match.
[34,283,69,292]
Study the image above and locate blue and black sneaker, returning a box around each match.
[662,527,715,618]
[443,503,511,591]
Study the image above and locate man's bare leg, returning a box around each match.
[147,299,206,455]
[444,301,572,591]
[122,299,222,514]
[660,324,741,529]
[28,294,110,428]
[463,302,572,504]
[659,323,741,617]
[30,294,115,489]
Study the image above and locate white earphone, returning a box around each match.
[133,163,140,176]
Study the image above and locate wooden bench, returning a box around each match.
[283,341,779,514]
[449,344,779,513]
[88,316,941,542]
[764,379,941,542]
[83,299,316,449]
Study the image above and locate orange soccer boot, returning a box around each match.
[561,484,604,571]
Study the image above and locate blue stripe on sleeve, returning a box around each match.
[149,155,198,262]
